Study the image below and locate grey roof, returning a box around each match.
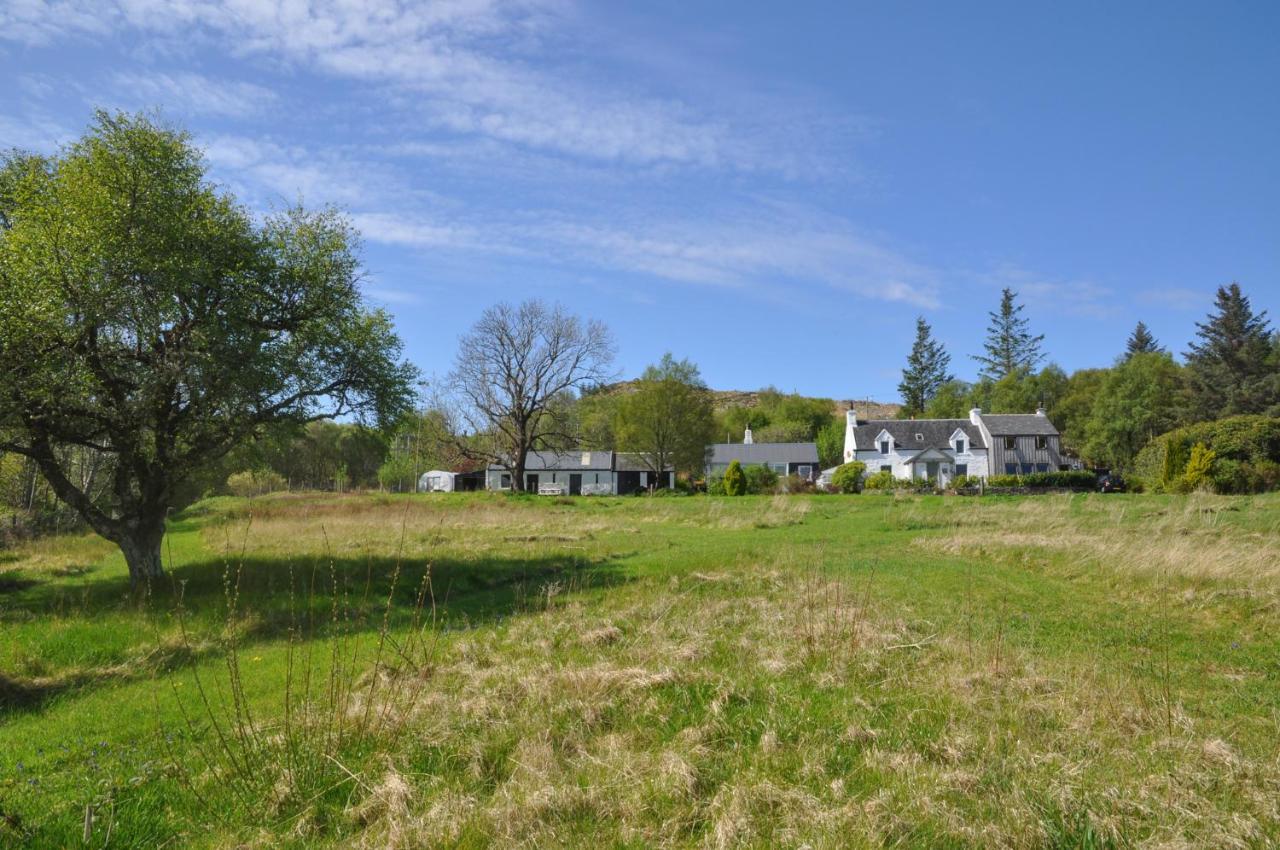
[850,419,985,452]
[490,450,614,471]
[979,413,1059,436]
[615,452,674,472]
[707,442,819,466]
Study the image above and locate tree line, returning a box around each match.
[897,285,1280,471]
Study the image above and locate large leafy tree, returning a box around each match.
[0,112,416,583]
[448,300,615,491]
[897,316,953,417]
[1084,352,1186,469]
[973,288,1045,380]
[1185,283,1276,419]
[1125,321,1162,358]
[614,354,715,479]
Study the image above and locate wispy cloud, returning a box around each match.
[978,263,1119,319]
[108,71,277,118]
[1135,287,1207,312]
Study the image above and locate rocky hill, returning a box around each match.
[595,382,900,420]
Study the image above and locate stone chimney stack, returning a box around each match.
[1035,405,1047,417]
[969,407,982,426]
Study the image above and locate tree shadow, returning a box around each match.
[0,550,631,714]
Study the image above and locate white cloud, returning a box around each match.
[1135,287,1206,312]
[109,71,277,118]
[980,263,1119,319]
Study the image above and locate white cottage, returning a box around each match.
[842,408,990,486]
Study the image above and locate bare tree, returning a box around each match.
[448,301,615,491]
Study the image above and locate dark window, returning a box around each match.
[500,473,511,489]
[1005,463,1017,474]
[1035,435,1048,450]
[955,464,968,476]
[879,440,890,455]
[1004,436,1017,450]
[880,465,892,473]
[1020,464,1034,474]
[955,439,965,454]
[1036,463,1049,473]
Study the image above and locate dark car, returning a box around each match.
[1098,473,1127,493]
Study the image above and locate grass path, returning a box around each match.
[2,492,1279,847]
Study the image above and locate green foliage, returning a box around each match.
[1082,352,1185,469]
[743,464,779,495]
[376,452,418,493]
[1133,416,1280,494]
[815,420,845,469]
[0,112,415,580]
[1181,443,1216,492]
[721,459,746,496]
[830,461,866,494]
[973,288,1045,380]
[716,388,834,444]
[987,471,1097,490]
[922,380,972,419]
[225,469,287,498]
[614,354,715,476]
[1125,321,1162,358]
[861,470,897,490]
[898,316,953,417]
[1054,368,1109,456]
[1185,283,1277,419]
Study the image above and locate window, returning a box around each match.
[798,465,812,479]
[955,464,968,476]
[1005,463,1017,475]
[880,465,892,473]
[955,438,966,454]
[771,462,787,474]
[1020,464,1034,474]
[1036,464,1049,473]
[1035,436,1048,450]
[500,474,511,489]
[1004,436,1017,450]
[879,440,890,455]
[915,433,924,441]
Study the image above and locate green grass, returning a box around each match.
[1,491,1279,847]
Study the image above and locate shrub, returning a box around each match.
[722,460,746,496]
[743,464,779,495]
[1133,416,1280,493]
[830,461,866,494]
[226,469,287,497]
[862,470,897,491]
[986,471,1096,490]
[950,474,973,489]
[987,474,1022,488]
[781,474,816,494]
[1182,442,1216,492]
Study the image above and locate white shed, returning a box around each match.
[418,470,456,493]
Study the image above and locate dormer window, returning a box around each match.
[955,438,966,454]
[879,439,890,455]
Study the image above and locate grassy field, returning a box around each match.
[1,491,1279,848]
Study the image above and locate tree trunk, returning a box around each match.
[118,524,166,585]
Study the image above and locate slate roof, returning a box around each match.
[979,414,1059,436]
[491,450,615,471]
[850,419,985,452]
[707,442,819,466]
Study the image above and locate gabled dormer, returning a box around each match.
[874,428,895,456]
[949,428,970,455]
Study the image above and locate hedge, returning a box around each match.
[985,470,1098,490]
[1132,416,1280,494]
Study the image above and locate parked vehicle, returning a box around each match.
[1098,473,1127,493]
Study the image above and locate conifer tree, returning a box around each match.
[898,316,953,416]
[1124,321,1162,358]
[1184,283,1275,418]
[972,288,1045,380]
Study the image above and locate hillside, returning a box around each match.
[596,381,902,421]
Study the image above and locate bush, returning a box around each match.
[862,471,897,491]
[986,471,1096,490]
[830,461,866,494]
[743,464,779,495]
[1133,416,1280,494]
[226,469,287,497]
[722,460,746,496]
[781,474,815,494]
[1181,442,1216,492]
[986,474,1022,488]
[950,474,973,489]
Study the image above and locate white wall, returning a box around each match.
[855,448,989,480]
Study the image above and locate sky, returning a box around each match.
[2,1,1278,402]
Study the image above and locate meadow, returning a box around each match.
[1,490,1279,848]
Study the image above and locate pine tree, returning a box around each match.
[972,288,1045,380]
[1124,321,1162,358]
[1184,283,1275,418]
[898,316,953,416]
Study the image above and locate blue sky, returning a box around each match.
[2,1,1277,401]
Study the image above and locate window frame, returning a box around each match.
[1035,435,1048,450]
[955,463,968,476]
[1003,436,1017,451]
[879,439,890,455]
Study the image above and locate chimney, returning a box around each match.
[743,427,754,445]
[846,409,858,427]
[1035,405,1047,417]
[969,407,982,426]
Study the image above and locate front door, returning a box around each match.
[926,461,939,481]
[527,474,539,492]
[569,473,582,496]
